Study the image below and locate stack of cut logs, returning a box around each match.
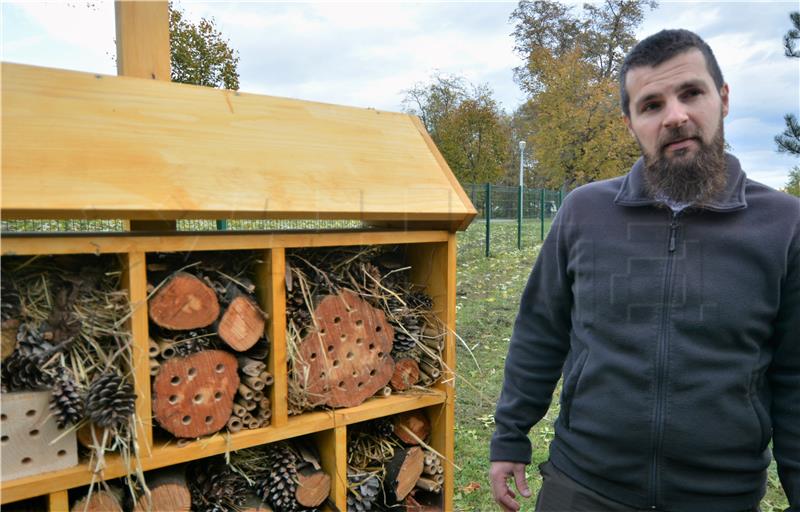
[147,256,270,438]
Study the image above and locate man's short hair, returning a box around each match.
[619,29,725,117]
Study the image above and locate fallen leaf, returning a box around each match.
[462,482,481,493]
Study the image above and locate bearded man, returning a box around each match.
[489,29,799,512]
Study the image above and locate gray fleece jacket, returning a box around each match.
[490,154,800,511]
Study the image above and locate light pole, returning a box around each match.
[517,140,526,250]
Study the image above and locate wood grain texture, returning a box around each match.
[314,426,347,511]
[115,1,170,81]
[1,231,449,257]
[48,490,69,511]
[2,63,473,227]
[261,249,288,427]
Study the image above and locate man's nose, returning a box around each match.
[662,99,689,128]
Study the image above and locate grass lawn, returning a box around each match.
[452,221,789,511]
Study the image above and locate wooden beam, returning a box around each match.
[2,63,474,228]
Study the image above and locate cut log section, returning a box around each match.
[295,466,331,508]
[295,290,395,408]
[390,358,420,391]
[385,446,425,502]
[394,411,431,445]
[152,350,239,438]
[71,490,123,512]
[133,468,191,512]
[148,272,220,330]
[218,295,266,352]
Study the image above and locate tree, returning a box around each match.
[510,0,653,189]
[784,166,800,197]
[784,11,800,58]
[169,2,240,90]
[776,12,800,158]
[403,74,510,184]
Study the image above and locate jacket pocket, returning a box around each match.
[561,349,589,430]
[748,372,771,453]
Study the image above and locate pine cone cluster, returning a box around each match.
[187,458,248,512]
[257,441,324,512]
[85,372,136,429]
[347,471,381,512]
[1,323,55,391]
[49,368,84,428]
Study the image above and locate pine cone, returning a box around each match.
[50,368,85,428]
[1,324,55,391]
[258,442,306,512]
[367,418,395,439]
[187,458,248,512]
[85,372,136,429]
[170,331,214,357]
[347,471,381,512]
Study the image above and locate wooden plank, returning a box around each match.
[313,426,347,511]
[0,411,334,504]
[333,391,445,426]
[122,252,153,455]
[115,1,170,81]
[2,63,474,227]
[260,249,288,427]
[1,230,449,256]
[48,490,69,511]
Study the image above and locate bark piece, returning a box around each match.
[149,272,220,330]
[1,319,19,360]
[385,446,424,502]
[218,295,266,351]
[295,466,331,508]
[71,490,123,512]
[296,290,395,408]
[133,469,191,512]
[152,350,239,438]
[394,411,431,445]
[390,358,420,391]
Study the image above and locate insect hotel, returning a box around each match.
[1,3,475,511]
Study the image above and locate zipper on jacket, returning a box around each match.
[649,210,680,508]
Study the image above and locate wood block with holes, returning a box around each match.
[296,290,395,408]
[0,391,78,481]
[152,350,239,438]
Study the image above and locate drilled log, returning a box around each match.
[133,468,191,512]
[71,489,123,512]
[394,411,431,445]
[295,466,331,508]
[148,272,220,330]
[152,350,239,438]
[218,295,265,352]
[390,358,420,391]
[385,446,424,502]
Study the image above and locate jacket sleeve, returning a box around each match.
[769,220,800,512]
[489,202,574,464]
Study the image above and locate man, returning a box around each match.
[489,29,799,511]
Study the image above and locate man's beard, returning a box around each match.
[639,119,728,206]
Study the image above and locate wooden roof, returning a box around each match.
[1,62,476,231]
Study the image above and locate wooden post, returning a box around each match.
[314,427,347,511]
[115,0,177,232]
[48,490,69,512]
[257,249,288,427]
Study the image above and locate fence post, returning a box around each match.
[540,188,545,241]
[485,183,492,257]
[517,184,523,250]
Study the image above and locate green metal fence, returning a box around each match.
[459,184,562,259]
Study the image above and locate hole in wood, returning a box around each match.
[355,319,363,326]
[327,345,334,352]
[320,372,326,379]
[323,385,330,392]
[215,363,225,373]
[169,395,179,405]
[214,391,223,401]
[205,416,213,425]
[1,435,8,443]
[1,414,6,421]
[356,338,363,345]
[57,450,67,457]
[352,371,357,377]
[340,333,347,341]
[357,382,364,389]
[320,328,326,335]
[369,369,376,376]
[182,416,192,425]
[378,352,385,358]
[25,409,36,417]
[193,394,204,404]
[171,375,181,386]
[187,367,198,379]
[21,457,32,465]
[29,429,39,437]
[310,352,317,360]
[346,351,354,360]
[333,316,341,324]
[368,343,375,350]
[338,381,345,389]
[333,360,340,368]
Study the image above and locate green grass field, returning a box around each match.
[452,221,789,511]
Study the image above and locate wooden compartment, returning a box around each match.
[1,3,471,507]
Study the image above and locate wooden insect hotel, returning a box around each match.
[1,2,475,511]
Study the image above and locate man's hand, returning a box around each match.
[489,461,531,511]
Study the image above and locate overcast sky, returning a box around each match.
[2,1,798,189]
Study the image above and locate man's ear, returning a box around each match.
[720,83,730,117]
[623,115,635,138]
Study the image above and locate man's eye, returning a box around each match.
[641,103,660,112]
[683,89,702,99]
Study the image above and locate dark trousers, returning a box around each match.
[534,461,761,512]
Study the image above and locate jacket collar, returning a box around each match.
[613,152,748,212]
